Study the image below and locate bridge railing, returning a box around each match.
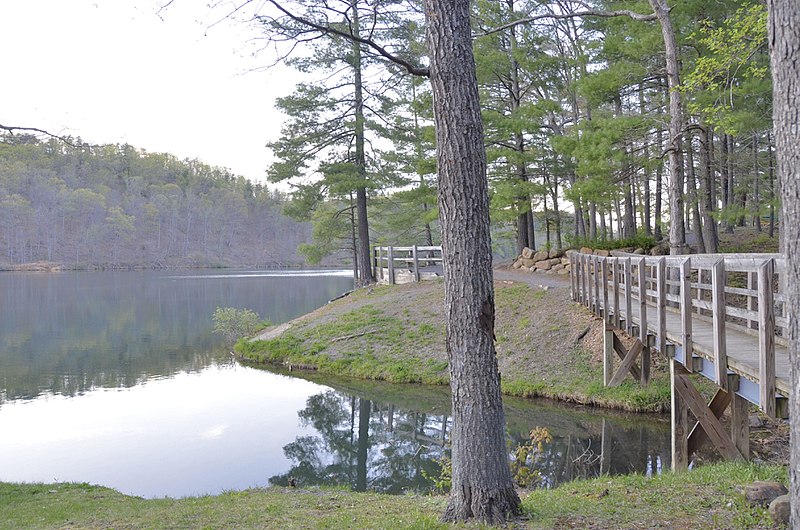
[373,245,443,284]
[569,250,787,417]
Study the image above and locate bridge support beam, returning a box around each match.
[671,362,748,472]
[604,329,644,387]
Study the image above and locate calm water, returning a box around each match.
[0,270,671,498]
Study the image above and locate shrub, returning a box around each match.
[212,307,263,343]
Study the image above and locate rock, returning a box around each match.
[512,260,523,269]
[549,257,562,265]
[535,260,552,271]
[533,250,550,262]
[594,249,610,257]
[557,268,570,275]
[650,242,670,256]
[580,246,593,255]
[769,494,791,525]
[748,414,764,428]
[521,247,535,259]
[548,248,563,259]
[561,257,570,265]
[552,263,565,272]
[745,481,788,507]
[518,258,536,268]
[633,247,645,254]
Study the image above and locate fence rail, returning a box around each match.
[373,245,443,285]
[569,250,788,419]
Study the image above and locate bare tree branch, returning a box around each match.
[0,124,83,147]
[480,9,657,37]
[259,0,429,77]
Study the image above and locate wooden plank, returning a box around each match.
[758,258,776,418]
[387,246,395,285]
[711,259,728,389]
[657,258,667,353]
[674,373,743,461]
[687,388,731,455]
[602,258,609,322]
[731,389,750,460]
[608,340,643,387]
[412,245,420,282]
[680,258,693,371]
[604,326,614,386]
[582,254,589,309]
[638,258,650,386]
[570,254,577,301]
[594,256,601,316]
[625,258,633,335]
[612,258,620,329]
[671,360,689,471]
[377,246,384,281]
[613,333,642,380]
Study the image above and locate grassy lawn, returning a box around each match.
[1,462,786,529]
[238,281,674,413]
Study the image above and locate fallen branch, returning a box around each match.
[331,329,378,342]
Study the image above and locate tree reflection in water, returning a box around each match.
[269,379,670,494]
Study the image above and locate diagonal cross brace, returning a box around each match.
[687,388,731,456]
[612,333,642,381]
[674,372,744,461]
[608,339,644,387]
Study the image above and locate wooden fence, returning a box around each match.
[373,245,443,285]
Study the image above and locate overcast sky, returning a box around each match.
[0,0,300,185]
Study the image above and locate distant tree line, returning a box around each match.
[0,134,311,268]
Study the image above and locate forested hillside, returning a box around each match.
[0,135,310,269]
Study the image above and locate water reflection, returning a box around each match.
[266,372,671,493]
[0,270,353,402]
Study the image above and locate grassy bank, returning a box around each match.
[0,462,786,529]
[238,279,673,412]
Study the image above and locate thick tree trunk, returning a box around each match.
[768,1,800,526]
[424,0,520,522]
[650,0,686,254]
[353,4,374,286]
[767,132,776,238]
[686,140,705,253]
[655,125,664,240]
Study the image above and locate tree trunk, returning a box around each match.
[698,127,719,253]
[655,125,664,240]
[768,1,800,526]
[424,0,520,522]
[686,139,705,253]
[353,4,374,286]
[753,133,762,232]
[650,0,686,254]
[767,132,775,238]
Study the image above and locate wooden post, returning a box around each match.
[758,258,776,418]
[638,258,650,385]
[604,326,614,386]
[671,359,689,471]
[570,254,577,301]
[412,245,420,282]
[594,256,601,316]
[582,255,589,308]
[601,258,609,322]
[731,387,750,460]
[377,246,384,281]
[747,271,758,330]
[612,258,620,329]
[711,259,727,389]
[657,258,667,354]
[680,258,693,371]
[387,246,395,285]
[625,257,633,335]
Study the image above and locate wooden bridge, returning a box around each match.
[568,250,789,470]
[373,245,443,285]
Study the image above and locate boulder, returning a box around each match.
[518,258,536,268]
[557,268,570,275]
[580,246,593,255]
[521,247,535,259]
[549,257,562,265]
[512,260,523,269]
[548,248,563,259]
[533,250,550,262]
[745,481,788,507]
[535,260,552,271]
[650,242,670,256]
[769,494,790,525]
[552,263,565,272]
[594,249,610,257]
[633,247,645,255]
[561,257,571,265]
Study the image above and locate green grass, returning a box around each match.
[0,462,787,529]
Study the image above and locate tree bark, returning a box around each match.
[649,0,686,254]
[698,127,719,252]
[424,0,520,523]
[352,3,374,286]
[768,0,800,525]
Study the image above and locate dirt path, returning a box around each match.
[493,266,571,289]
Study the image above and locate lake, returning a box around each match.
[0,270,670,498]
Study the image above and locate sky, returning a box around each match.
[0,0,301,185]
